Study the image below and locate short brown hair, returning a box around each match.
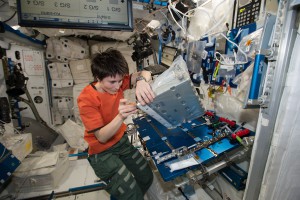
[91,48,129,81]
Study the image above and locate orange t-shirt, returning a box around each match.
[77,75,131,155]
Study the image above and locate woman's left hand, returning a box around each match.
[136,80,155,106]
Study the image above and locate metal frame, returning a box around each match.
[243,13,276,108]
[243,1,298,199]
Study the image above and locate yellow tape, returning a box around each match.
[213,62,220,79]
[26,141,32,152]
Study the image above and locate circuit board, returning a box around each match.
[133,112,252,181]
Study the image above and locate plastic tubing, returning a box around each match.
[168,4,186,33]
[214,32,248,65]
[202,0,234,37]
[168,0,195,18]
[220,32,248,64]
[186,6,212,39]
[211,0,228,23]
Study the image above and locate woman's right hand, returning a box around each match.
[118,99,137,120]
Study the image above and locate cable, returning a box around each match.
[0,146,7,160]
[233,28,243,40]
[168,5,192,37]
[185,6,211,39]
[178,187,189,200]
[195,85,206,99]
[3,11,17,23]
[168,4,186,34]
[181,8,191,36]
[167,0,231,40]
[168,0,195,18]
[167,0,201,35]
[167,1,189,34]
[214,32,248,65]
[201,0,234,38]
[215,51,230,65]
[221,32,248,64]
[211,0,228,24]
[159,10,170,25]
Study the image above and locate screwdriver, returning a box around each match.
[232,129,250,147]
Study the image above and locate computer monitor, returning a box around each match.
[17,0,133,31]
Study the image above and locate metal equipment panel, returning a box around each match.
[134,113,249,182]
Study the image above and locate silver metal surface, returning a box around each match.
[260,30,300,200]
[189,146,252,182]
[138,80,205,129]
[243,1,298,199]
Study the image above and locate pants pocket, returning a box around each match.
[88,153,118,181]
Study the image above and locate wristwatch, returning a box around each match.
[136,76,146,83]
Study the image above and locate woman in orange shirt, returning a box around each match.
[78,48,155,200]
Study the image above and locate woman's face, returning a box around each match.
[98,74,123,94]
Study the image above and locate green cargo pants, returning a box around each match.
[88,135,153,200]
